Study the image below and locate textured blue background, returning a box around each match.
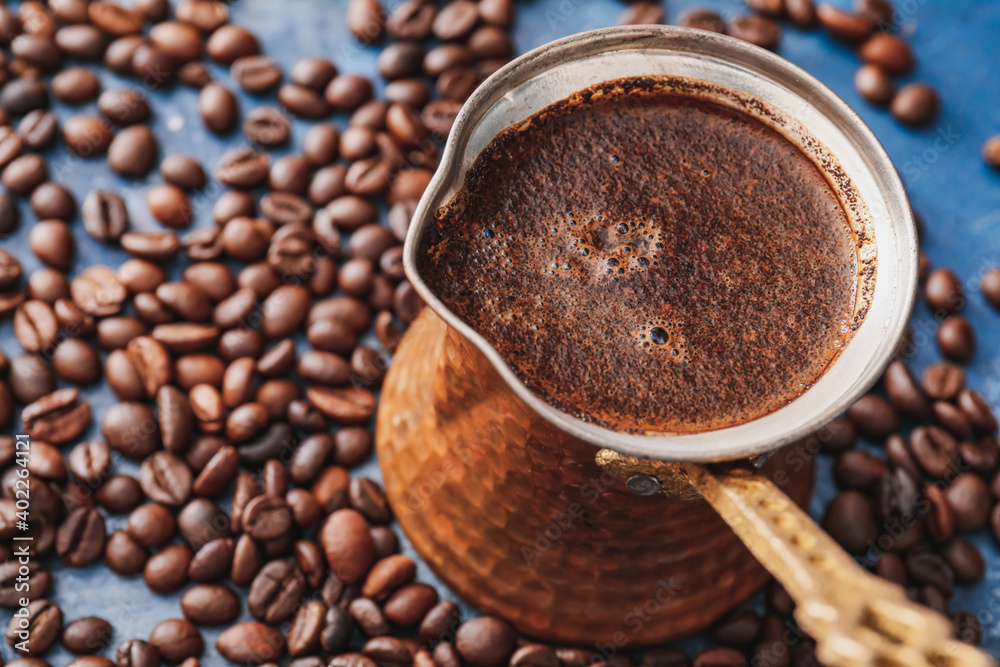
[1,0,1000,663]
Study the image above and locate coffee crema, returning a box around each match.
[419,77,869,434]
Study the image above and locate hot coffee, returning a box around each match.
[418,76,867,434]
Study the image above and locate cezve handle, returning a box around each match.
[596,450,996,667]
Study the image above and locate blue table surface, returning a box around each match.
[2,0,1000,663]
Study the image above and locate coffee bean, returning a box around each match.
[822,490,876,555]
[216,146,270,188]
[284,599,325,657]
[52,67,102,104]
[307,386,376,423]
[117,638,160,667]
[363,636,411,665]
[832,449,885,491]
[350,597,390,636]
[89,2,143,35]
[349,477,391,524]
[946,473,991,532]
[361,554,416,601]
[148,618,203,664]
[326,74,374,110]
[57,506,107,567]
[20,111,60,150]
[936,315,975,362]
[455,617,516,667]
[859,33,914,74]
[816,3,873,40]
[232,55,283,93]
[510,645,560,667]
[855,63,895,106]
[207,24,260,64]
[906,550,955,596]
[139,452,193,507]
[23,388,92,444]
[29,219,74,270]
[199,83,239,134]
[63,115,113,156]
[187,536,235,583]
[891,83,940,127]
[95,475,143,514]
[67,439,112,487]
[97,88,151,126]
[0,78,49,115]
[181,584,241,626]
[346,0,386,42]
[855,0,893,23]
[14,300,58,353]
[56,25,107,61]
[242,494,293,541]
[618,3,664,25]
[727,14,782,49]
[846,393,899,440]
[925,268,964,314]
[104,529,150,576]
[108,125,157,177]
[102,401,160,460]
[321,508,375,584]
[939,538,985,584]
[384,583,438,627]
[248,559,307,623]
[957,388,998,433]
[7,599,62,654]
[4,153,49,194]
[216,622,285,663]
[62,616,113,655]
[933,400,973,440]
[0,560,51,607]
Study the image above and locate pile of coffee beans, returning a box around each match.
[615,0,941,128]
[0,0,992,666]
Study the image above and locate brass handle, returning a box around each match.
[596,450,995,667]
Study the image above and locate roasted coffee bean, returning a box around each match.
[361,554,415,600]
[933,400,973,440]
[922,362,965,400]
[14,300,58,353]
[618,3,664,26]
[957,388,998,433]
[845,393,898,440]
[455,617,517,667]
[117,638,161,667]
[57,506,107,567]
[199,83,239,134]
[418,600,461,644]
[128,538,193,605]
[335,427,373,467]
[108,125,157,177]
[891,83,940,127]
[81,190,130,243]
[0,559,51,607]
[188,536,236,583]
[939,537,985,584]
[4,153,49,195]
[68,439,112,487]
[242,494,293,541]
[63,115,114,156]
[816,3,873,40]
[62,616,113,655]
[207,24,260,64]
[434,643,462,667]
[286,600,326,657]
[856,64,894,105]
[105,530,149,577]
[363,636,411,665]
[139,452,192,507]
[94,475,143,515]
[248,559,307,623]
[727,14,781,49]
[925,268,964,314]
[349,477,391,523]
[127,503,176,549]
[102,401,160,460]
[510,645,560,667]
[23,388,92,444]
[148,618,204,664]
[232,55,283,93]
[350,597,391,636]
[52,67,102,104]
[159,154,207,191]
[906,550,955,596]
[243,106,291,146]
[20,111,60,150]
[883,360,930,419]
[29,219,74,270]
[307,386,377,423]
[216,146,270,188]
[181,584,241,625]
[346,0,386,42]
[97,88,151,126]
[321,508,375,584]
[7,599,62,654]
[946,473,991,532]
[0,78,49,115]
[859,33,914,75]
[936,315,975,362]
[384,583,438,627]
[821,490,877,555]
[909,425,958,479]
[216,622,285,663]
[832,449,885,491]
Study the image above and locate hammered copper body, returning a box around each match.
[379,308,813,645]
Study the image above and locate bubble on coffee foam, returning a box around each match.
[635,319,693,364]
